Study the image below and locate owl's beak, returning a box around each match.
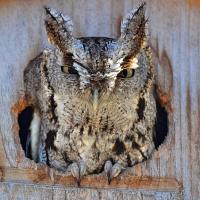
[92,89,99,111]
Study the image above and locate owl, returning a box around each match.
[24,3,156,185]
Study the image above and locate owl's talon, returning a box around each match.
[70,162,80,185]
[104,160,113,184]
[104,161,123,184]
[108,175,112,185]
[79,161,87,177]
[70,162,87,186]
[110,163,123,180]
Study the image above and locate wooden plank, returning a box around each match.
[187,3,200,200]
[0,134,9,167]
[0,167,182,192]
[0,182,182,200]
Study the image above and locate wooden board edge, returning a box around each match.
[0,166,182,192]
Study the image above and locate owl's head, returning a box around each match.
[44,3,152,112]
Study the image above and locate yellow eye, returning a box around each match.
[61,66,68,73]
[117,68,135,78]
[61,65,79,75]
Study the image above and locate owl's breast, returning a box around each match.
[50,91,155,173]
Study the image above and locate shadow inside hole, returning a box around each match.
[18,106,34,160]
[154,99,169,149]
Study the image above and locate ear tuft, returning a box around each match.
[44,7,74,53]
[119,3,147,57]
[121,2,146,34]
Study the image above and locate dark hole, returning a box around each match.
[154,99,169,149]
[18,106,34,160]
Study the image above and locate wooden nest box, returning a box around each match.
[0,1,200,199]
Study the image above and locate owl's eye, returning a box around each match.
[117,68,135,78]
[61,66,79,75]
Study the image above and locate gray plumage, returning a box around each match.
[24,3,156,184]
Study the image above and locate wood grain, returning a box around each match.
[0,182,182,200]
[0,0,199,199]
[0,167,182,192]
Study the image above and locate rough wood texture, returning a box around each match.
[0,182,182,200]
[0,0,199,199]
[0,167,182,192]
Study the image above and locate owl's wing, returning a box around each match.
[25,130,31,159]
[24,54,44,162]
[28,110,41,162]
[24,53,43,96]
[18,106,41,163]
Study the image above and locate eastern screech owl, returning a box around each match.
[24,3,156,184]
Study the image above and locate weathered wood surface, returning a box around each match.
[0,0,200,199]
[0,182,182,200]
[0,167,182,192]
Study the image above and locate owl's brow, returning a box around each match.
[73,59,91,73]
